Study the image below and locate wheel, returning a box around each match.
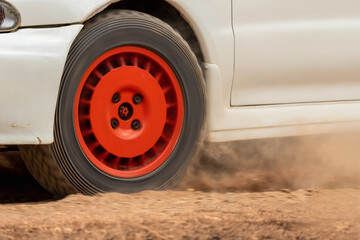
[19,10,205,195]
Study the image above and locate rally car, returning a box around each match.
[1,0,360,195]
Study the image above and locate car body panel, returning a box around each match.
[1,0,360,144]
[232,0,360,105]
[10,0,234,111]
[206,63,360,141]
[2,0,236,144]
[0,25,83,144]
[167,0,234,111]
[10,0,113,26]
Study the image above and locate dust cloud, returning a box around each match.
[179,133,360,192]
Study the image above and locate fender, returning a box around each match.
[0,25,83,144]
[10,0,233,111]
[11,0,117,26]
[1,0,234,144]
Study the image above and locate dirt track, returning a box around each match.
[0,134,360,239]
[0,188,359,240]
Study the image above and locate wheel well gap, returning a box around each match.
[93,0,204,64]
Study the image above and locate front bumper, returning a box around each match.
[0,25,82,144]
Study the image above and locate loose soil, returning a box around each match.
[0,134,359,240]
[0,188,359,240]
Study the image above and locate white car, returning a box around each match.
[1,0,360,195]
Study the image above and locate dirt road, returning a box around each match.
[0,188,359,240]
[0,134,360,239]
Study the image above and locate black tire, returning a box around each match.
[19,10,205,195]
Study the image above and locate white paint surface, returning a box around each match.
[0,25,83,144]
[10,0,112,26]
[232,0,360,105]
[1,0,360,144]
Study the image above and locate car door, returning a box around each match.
[231,0,360,106]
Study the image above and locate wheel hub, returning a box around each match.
[118,103,133,120]
[90,66,167,158]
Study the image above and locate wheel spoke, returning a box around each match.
[79,115,90,121]
[113,157,120,169]
[161,133,169,141]
[166,102,177,109]
[93,69,103,79]
[140,154,146,165]
[81,129,93,137]
[145,61,152,72]
[105,59,114,71]
[84,83,95,91]
[86,142,99,152]
[128,157,134,168]
[155,72,163,81]
[79,99,90,105]
[152,147,159,156]
[132,56,139,67]
[97,151,109,162]
[162,86,172,94]
[119,56,126,66]
[165,119,175,125]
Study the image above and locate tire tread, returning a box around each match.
[19,145,77,196]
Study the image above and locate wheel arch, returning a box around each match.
[85,0,206,65]
[82,1,235,142]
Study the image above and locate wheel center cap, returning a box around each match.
[118,103,133,120]
[88,65,167,158]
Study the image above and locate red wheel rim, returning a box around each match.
[74,46,184,178]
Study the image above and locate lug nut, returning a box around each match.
[131,120,141,130]
[111,118,119,129]
[133,94,142,105]
[112,93,120,103]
